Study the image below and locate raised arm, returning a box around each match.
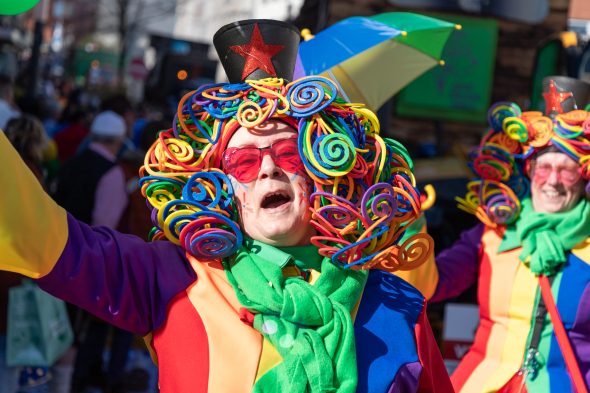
[0,132,196,335]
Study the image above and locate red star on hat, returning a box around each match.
[543,80,573,115]
[230,23,285,81]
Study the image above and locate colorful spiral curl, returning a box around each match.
[140,176,184,209]
[286,77,337,117]
[481,130,522,154]
[503,117,529,142]
[308,174,422,268]
[559,109,588,125]
[142,170,241,259]
[487,102,522,132]
[140,76,429,270]
[179,212,243,260]
[461,101,590,227]
[361,233,433,273]
[457,180,521,227]
[527,116,554,148]
[469,144,515,182]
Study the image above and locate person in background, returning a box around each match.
[101,119,171,393]
[4,116,48,181]
[118,119,170,240]
[52,90,91,163]
[405,80,590,392]
[99,94,135,154]
[0,75,20,130]
[1,116,59,393]
[54,110,128,228]
[53,110,133,393]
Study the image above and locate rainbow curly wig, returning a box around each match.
[458,83,590,227]
[139,76,431,272]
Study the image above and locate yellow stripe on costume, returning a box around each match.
[255,338,282,382]
[571,237,590,265]
[482,261,536,392]
[459,230,518,393]
[0,132,68,278]
[186,257,261,393]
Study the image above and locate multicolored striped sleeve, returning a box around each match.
[1,132,196,335]
[431,224,484,302]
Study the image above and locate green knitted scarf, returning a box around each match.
[499,198,590,275]
[222,240,368,393]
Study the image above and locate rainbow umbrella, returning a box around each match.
[297,12,458,110]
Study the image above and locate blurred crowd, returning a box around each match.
[0,75,167,393]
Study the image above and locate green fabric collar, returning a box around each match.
[278,244,323,271]
[243,239,323,271]
[223,240,367,393]
[499,198,590,275]
[243,239,293,269]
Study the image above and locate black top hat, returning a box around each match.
[542,76,590,114]
[213,19,300,83]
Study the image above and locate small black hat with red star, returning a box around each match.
[213,19,300,83]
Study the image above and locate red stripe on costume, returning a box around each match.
[450,230,495,391]
[415,302,455,393]
[153,290,209,393]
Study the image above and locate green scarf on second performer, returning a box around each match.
[499,198,590,275]
[223,240,368,393]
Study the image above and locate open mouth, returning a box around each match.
[261,191,292,209]
[542,189,565,199]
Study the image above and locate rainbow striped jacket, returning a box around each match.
[410,223,590,393]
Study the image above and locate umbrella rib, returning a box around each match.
[331,38,357,56]
[326,69,352,103]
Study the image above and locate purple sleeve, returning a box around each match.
[37,213,196,335]
[430,223,484,303]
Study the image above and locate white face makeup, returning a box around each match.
[225,120,315,246]
[530,152,585,214]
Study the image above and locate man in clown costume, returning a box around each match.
[0,20,452,392]
[406,79,590,393]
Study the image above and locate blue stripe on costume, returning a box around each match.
[554,254,590,329]
[354,270,424,393]
[547,254,590,392]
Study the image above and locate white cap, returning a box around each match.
[90,110,126,137]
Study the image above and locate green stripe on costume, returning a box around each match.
[524,273,563,393]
